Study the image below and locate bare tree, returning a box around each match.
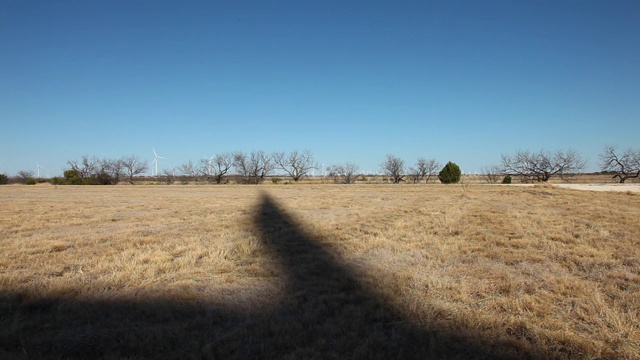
[121,155,148,184]
[423,159,441,183]
[600,145,640,183]
[197,158,213,182]
[273,150,316,182]
[480,165,502,183]
[233,152,249,183]
[95,158,124,185]
[234,151,274,184]
[67,155,99,180]
[501,149,586,182]
[207,152,236,184]
[327,163,359,184]
[17,170,34,183]
[381,154,405,184]
[178,160,201,182]
[162,168,177,184]
[408,158,440,183]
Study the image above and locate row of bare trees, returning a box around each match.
[58,151,317,185]
[8,145,638,185]
[379,155,441,184]
[489,146,639,183]
[173,152,443,185]
[64,155,148,185]
[175,150,318,184]
[175,153,236,184]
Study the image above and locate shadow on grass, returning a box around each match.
[1,193,567,359]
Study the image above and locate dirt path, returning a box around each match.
[554,183,640,193]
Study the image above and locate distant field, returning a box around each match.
[1,185,638,359]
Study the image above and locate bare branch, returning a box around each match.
[17,170,34,182]
[600,145,640,183]
[162,168,177,184]
[380,155,405,184]
[481,165,502,183]
[273,150,316,182]
[121,156,148,184]
[209,153,235,184]
[67,155,99,180]
[178,160,200,182]
[234,151,273,184]
[408,158,440,183]
[327,163,359,184]
[501,149,585,182]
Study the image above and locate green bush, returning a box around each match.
[25,178,36,185]
[0,173,7,185]
[438,161,461,184]
[63,169,83,185]
[502,175,512,184]
[83,176,99,185]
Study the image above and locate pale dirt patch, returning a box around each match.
[553,183,640,193]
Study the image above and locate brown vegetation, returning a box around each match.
[0,185,638,359]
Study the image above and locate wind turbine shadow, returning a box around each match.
[225,193,426,358]
[231,192,536,359]
[0,193,563,359]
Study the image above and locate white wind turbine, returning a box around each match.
[208,156,215,176]
[152,148,165,176]
[36,162,40,178]
[312,162,324,177]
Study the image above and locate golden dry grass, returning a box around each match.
[0,184,638,359]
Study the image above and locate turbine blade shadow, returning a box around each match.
[223,192,537,359]
[0,192,566,359]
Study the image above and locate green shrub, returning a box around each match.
[271,177,282,184]
[25,178,36,185]
[438,161,461,184]
[502,175,512,184]
[83,176,99,185]
[0,173,7,185]
[63,169,83,185]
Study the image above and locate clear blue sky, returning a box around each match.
[1,0,638,177]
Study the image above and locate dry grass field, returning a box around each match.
[1,184,638,359]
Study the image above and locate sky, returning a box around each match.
[1,0,639,177]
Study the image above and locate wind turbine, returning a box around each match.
[152,148,165,176]
[208,156,215,176]
[36,162,40,178]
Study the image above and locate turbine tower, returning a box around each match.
[152,148,165,176]
[208,156,215,176]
